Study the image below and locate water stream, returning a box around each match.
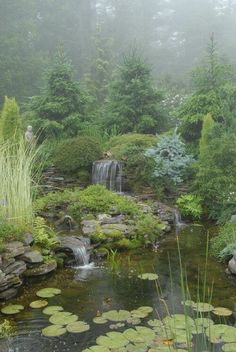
[92,160,123,192]
[1,225,236,352]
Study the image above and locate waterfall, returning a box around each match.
[92,160,123,192]
[174,209,186,232]
[72,245,90,266]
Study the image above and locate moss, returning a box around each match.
[90,232,107,244]
[107,231,124,241]
[114,238,142,250]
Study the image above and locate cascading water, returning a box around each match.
[72,246,90,267]
[174,209,186,232]
[92,160,123,192]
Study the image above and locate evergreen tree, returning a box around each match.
[1,97,21,141]
[105,51,166,134]
[31,48,86,121]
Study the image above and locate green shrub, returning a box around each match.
[33,217,58,249]
[54,136,102,173]
[176,194,203,220]
[211,221,236,261]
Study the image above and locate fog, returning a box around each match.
[1,0,236,103]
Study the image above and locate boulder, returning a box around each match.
[228,254,236,275]
[22,233,34,246]
[3,261,26,276]
[0,287,19,300]
[101,223,130,234]
[81,220,99,236]
[99,214,125,225]
[3,241,25,259]
[24,261,57,277]
[20,250,43,264]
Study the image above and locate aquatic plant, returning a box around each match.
[176,194,203,220]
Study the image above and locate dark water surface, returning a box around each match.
[1,225,236,352]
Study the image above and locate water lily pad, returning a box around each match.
[127,317,141,325]
[49,312,78,325]
[67,321,90,333]
[193,302,214,313]
[82,347,110,352]
[138,273,158,281]
[30,300,48,309]
[43,306,64,315]
[163,314,194,331]
[181,300,195,307]
[212,307,233,317]
[222,343,236,351]
[138,306,153,314]
[96,331,129,349]
[42,324,66,337]
[93,317,108,324]
[206,324,236,343]
[36,288,61,298]
[130,309,149,318]
[148,319,164,328]
[124,326,155,344]
[102,310,131,322]
[1,304,24,315]
[126,342,147,352]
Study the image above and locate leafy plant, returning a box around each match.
[33,217,58,249]
[211,221,236,261]
[176,194,203,220]
[135,214,165,244]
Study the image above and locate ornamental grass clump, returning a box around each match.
[0,138,41,229]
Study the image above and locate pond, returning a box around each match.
[1,225,236,352]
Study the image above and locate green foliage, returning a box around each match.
[195,131,236,221]
[54,136,102,173]
[199,113,214,156]
[146,133,193,184]
[176,194,203,220]
[108,133,158,191]
[69,185,140,220]
[0,138,41,228]
[0,222,23,246]
[105,51,166,134]
[135,214,165,244]
[211,221,236,261]
[0,97,21,142]
[0,319,15,340]
[33,217,58,250]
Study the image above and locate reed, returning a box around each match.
[0,138,41,229]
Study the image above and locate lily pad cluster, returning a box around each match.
[1,304,24,315]
[83,307,236,352]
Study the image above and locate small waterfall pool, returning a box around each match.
[92,160,123,192]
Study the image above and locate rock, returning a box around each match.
[0,287,19,300]
[0,274,22,293]
[151,202,175,224]
[81,220,99,236]
[56,236,89,253]
[3,261,26,276]
[228,254,236,275]
[24,261,57,277]
[22,233,34,246]
[97,214,112,222]
[101,223,130,234]
[99,214,125,225]
[20,250,43,264]
[3,241,25,259]
[0,258,15,271]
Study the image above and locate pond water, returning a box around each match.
[1,225,236,352]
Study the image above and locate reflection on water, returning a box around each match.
[1,225,236,352]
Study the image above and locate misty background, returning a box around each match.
[1,0,236,105]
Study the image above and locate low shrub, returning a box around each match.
[211,221,236,261]
[135,214,166,244]
[176,194,203,220]
[53,136,102,173]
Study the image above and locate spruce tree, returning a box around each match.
[106,51,166,134]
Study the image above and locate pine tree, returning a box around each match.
[105,50,166,134]
[31,48,86,122]
[1,97,21,142]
